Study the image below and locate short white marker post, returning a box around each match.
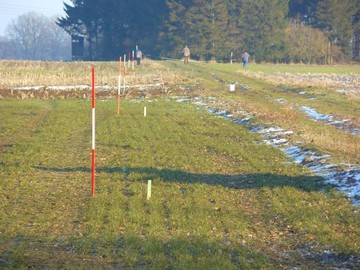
[144,106,147,117]
[147,180,152,200]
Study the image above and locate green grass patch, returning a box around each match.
[1,96,359,268]
[160,61,360,164]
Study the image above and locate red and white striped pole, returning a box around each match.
[117,56,122,115]
[123,54,126,94]
[91,67,96,197]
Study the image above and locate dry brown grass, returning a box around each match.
[223,96,359,165]
[237,69,360,102]
[0,59,187,88]
[298,125,360,164]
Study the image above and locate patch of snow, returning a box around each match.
[13,86,44,91]
[264,138,289,146]
[186,96,360,205]
[276,98,287,104]
[300,106,333,121]
[12,83,164,92]
[300,106,360,135]
[47,85,90,91]
[336,89,360,94]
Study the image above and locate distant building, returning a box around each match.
[71,35,84,61]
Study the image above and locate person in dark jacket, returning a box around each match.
[241,51,250,68]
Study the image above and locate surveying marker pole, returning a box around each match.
[91,67,96,197]
[117,56,122,115]
[132,50,135,70]
[123,55,127,95]
[144,106,147,117]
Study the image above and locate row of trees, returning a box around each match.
[0,12,71,60]
[58,0,360,63]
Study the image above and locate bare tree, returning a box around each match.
[5,12,70,60]
[6,12,49,59]
[285,20,344,64]
[48,16,71,61]
[0,36,16,59]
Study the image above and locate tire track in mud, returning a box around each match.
[0,102,52,151]
[275,97,360,135]
[299,105,360,135]
[175,96,360,205]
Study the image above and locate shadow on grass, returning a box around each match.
[0,234,272,269]
[34,165,327,192]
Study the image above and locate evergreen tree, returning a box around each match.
[56,0,357,62]
[226,0,245,61]
[288,0,319,22]
[59,0,168,60]
[162,0,193,58]
[58,0,103,59]
[182,0,229,60]
[315,0,353,57]
[240,0,289,62]
[351,0,360,60]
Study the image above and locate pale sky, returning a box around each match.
[0,0,71,36]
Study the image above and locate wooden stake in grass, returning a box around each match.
[144,106,147,117]
[147,180,152,200]
[91,67,96,197]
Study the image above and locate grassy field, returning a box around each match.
[161,61,360,165]
[236,63,360,74]
[0,60,360,269]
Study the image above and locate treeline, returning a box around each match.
[58,0,360,63]
[1,12,71,61]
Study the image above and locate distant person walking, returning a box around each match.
[241,51,250,68]
[182,45,190,64]
[136,49,142,65]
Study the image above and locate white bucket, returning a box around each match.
[229,84,235,91]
